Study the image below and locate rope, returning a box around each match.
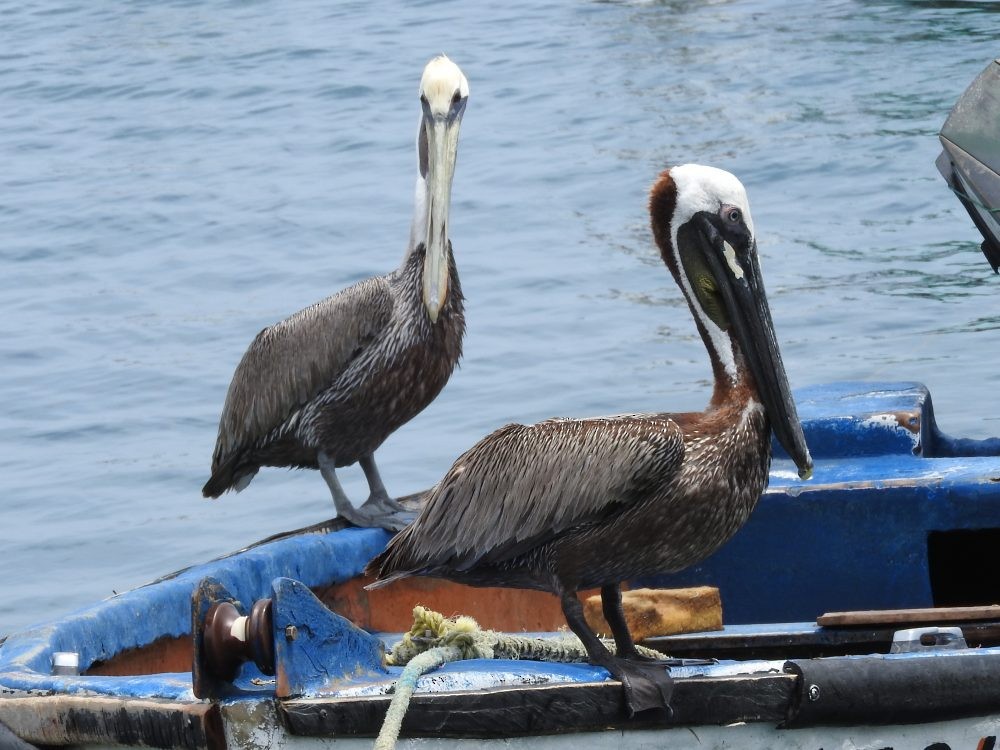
[373,645,461,750]
[947,181,1000,216]
[373,606,665,750]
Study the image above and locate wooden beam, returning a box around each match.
[317,575,599,633]
[0,695,223,750]
[86,635,192,677]
[817,605,1000,627]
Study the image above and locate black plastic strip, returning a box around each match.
[784,652,1000,727]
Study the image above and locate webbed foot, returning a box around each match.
[319,453,415,532]
[607,658,674,717]
[352,489,415,531]
[338,503,415,533]
[360,488,408,515]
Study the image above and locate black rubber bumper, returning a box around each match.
[784,652,1000,727]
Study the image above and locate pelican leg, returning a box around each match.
[601,585,710,668]
[602,584,642,659]
[318,452,413,532]
[358,454,407,513]
[560,590,673,717]
[358,454,416,532]
[318,452,368,527]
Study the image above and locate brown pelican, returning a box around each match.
[366,165,813,714]
[202,56,469,531]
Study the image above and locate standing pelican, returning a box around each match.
[366,165,813,713]
[202,56,469,531]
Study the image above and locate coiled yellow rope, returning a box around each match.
[374,606,664,750]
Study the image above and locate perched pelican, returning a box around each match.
[366,165,813,714]
[202,56,470,531]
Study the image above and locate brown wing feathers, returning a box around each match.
[206,276,393,487]
[366,415,684,582]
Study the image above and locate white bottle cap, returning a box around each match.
[52,651,80,675]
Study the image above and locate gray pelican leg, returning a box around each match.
[358,454,416,531]
[318,452,368,526]
[358,454,407,513]
[560,589,673,717]
[318,452,413,532]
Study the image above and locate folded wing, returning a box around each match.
[210,276,394,472]
[372,414,685,578]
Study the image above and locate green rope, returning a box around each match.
[948,182,1000,216]
[373,606,665,750]
[374,645,461,750]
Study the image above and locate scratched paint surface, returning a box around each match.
[1,0,999,636]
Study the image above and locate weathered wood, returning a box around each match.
[818,605,1000,627]
[86,635,191,677]
[0,695,223,750]
[280,673,797,738]
[318,575,599,633]
[583,587,723,641]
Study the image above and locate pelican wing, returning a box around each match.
[211,275,394,468]
[384,414,685,574]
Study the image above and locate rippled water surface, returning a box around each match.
[1,0,998,633]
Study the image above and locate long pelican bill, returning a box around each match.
[416,55,468,323]
[696,216,813,479]
[421,113,461,322]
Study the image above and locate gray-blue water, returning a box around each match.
[1,0,997,635]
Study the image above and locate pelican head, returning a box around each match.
[651,164,813,480]
[415,55,469,323]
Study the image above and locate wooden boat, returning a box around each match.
[2,380,1000,750]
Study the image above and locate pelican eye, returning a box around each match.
[420,93,429,106]
[727,208,742,224]
[451,90,462,105]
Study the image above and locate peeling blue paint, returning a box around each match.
[0,527,390,698]
[270,577,388,697]
[784,381,928,458]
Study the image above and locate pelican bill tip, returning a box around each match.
[797,460,814,481]
[424,300,441,324]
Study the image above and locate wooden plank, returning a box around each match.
[583,587,723,641]
[317,575,599,633]
[818,605,1000,627]
[646,621,1000,660]
[86,635,191,676]
[0,695,223,750]
[280,673,798,738]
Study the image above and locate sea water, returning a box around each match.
[1,0,997,634]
